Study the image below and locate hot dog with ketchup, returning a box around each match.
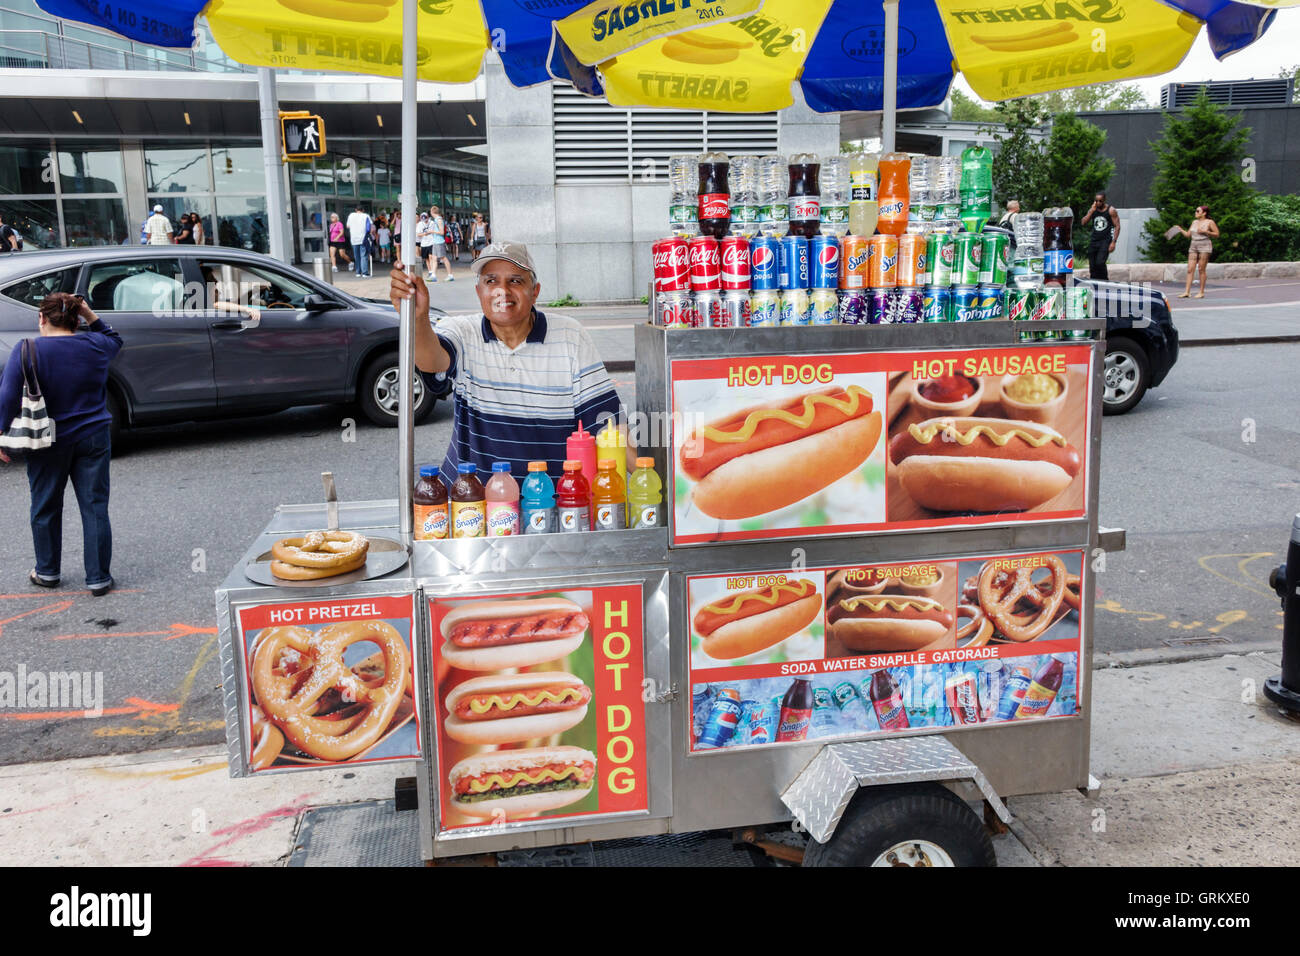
[444,672,591,745]
[681,385,883,520]
[693,579,822,660]
[890,416,1081,513]
[440,597,588,671]
[828,594,954,652]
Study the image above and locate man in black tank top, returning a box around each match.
[1086,192,1120,281]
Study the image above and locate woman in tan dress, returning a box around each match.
[1177,205,1219,298]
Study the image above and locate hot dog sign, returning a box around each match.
[668,344,1091,544]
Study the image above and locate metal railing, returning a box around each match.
[0,29,249,73]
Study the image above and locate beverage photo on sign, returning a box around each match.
[428,587,648,832]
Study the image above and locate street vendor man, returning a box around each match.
[390,240,623,485]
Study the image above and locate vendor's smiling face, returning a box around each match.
[476,259,539,329]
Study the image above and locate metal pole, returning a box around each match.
[882,0,899,154]
[257,67,290,262]
[397,0,418,541]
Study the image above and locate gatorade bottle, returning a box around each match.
[520,461,556,535]
[449,463,485,538]
[412,465,448,541]
[876,152,911,236]
[484,462,520,536]
[595,419,627,500]
[627,457,663,529]
[566,421,598,527]
[592,459,626,531]
[555,460,591,533]
[848,151,879,238]
[959,145,994,234]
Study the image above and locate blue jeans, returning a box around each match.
[26,426,112,587]
[352,242,371,277]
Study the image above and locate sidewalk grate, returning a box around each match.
[1162,635,1231,647]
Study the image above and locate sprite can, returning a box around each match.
[979,232,1009,286]
[926,232,955,287]
[922,285,952,322]
[954,233,983,286]
[1065,285,1093,340]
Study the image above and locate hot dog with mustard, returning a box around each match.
[828,594,954,652]
[693,579,822,660]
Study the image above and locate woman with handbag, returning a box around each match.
[0,293,123,595]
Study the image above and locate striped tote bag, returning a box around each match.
[0,339,55,456]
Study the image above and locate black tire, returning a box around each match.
[106,390,124,454]
[358,353,436,427]
[1102,338,1150,415]
[803,783,996,868]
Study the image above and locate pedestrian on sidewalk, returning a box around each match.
[144,204,173,245]
[1,212,22,253]
[1085,192,1120,281]
[470,212,490,260]
[328,213,352,273]
[392,212,402,264]
[428,206,455,282]
[997,199,1020,256]
[0,293,122,596]
[346,205,373,278]
[190,211,206,246]
[377,216,392,264]
[1177,205,1218,298]
[448,217,462,262]
[416,212,436,279]
[174,213,195,245]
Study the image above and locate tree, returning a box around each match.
[1036,81,1148,113]
[1041,113,1116,253]
[1141,88,1256,262]
[950,88,999,123]
[1279,64,1299,102]
[989,98,1050,212]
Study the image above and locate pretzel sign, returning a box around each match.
[977,556,1067,642]
[252,622,408,762]
[956,604,994,648]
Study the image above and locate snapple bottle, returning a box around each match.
[776,677,814,741]
[1014,656,1064,718]
[868,668,910,730]
[484,462,520,536]
[449,462,486,538]
[412,465,448,541]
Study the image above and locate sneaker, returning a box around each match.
[89,577,114,597]
[29,569,59,589]
[331,264,338,273]
[446,276,455,282]
[429,275,438,282]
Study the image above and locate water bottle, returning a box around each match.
[758,153,788,237]
[820,155,850,236]
[934,155,961,226]
[730,154,760,239]
[1012,211,1045,289]
[668,153,698,238]
[907,155,932,234]
[1050,655,1078,716]
[959,145,994,234]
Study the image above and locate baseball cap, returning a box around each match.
[153,204,163,212]
[471,241,537,281]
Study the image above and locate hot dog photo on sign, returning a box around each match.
[823,564,957,659]
[886,352,1088,521]
[689,572,827,669]
[672,364,887,539]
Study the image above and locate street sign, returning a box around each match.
[281,112,325,159]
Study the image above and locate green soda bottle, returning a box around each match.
[627,457,663,529]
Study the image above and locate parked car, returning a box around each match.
[0,247,445,444]
[1083,279,1180,414]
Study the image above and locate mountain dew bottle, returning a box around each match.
[627,457,663,529]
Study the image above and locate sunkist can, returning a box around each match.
[866,234,898,288]
[979,231,1009,286]
[927,232,955,287]
[954,233,983,286]
[839,235,869,290]
[921,285,952,322]
[749,289,780,327]
[810,235,840,289]
[895,233,926,288]
[810,288,839,325]
[749,235,778,291]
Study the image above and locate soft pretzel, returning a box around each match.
[271,530,369,580]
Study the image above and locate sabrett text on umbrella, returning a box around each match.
[947,0,1124,23]
[267,30,432,66]
[636,72,750,100]
[999,45,1135,87]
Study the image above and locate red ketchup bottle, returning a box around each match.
[566,421,598,528]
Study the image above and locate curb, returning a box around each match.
[1092,640,1281,670]
[1180,335,1300,348]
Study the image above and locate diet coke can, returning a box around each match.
[693,290,723,328]
[721,289,750,328]
[720,235,751,291]
[658,290,692,329]
[652,236,689,293]
[688,236,721,292]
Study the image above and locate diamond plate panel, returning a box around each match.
[215,589,247,778]
[780,748,859,844]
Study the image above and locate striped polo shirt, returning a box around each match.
[425,309,621,486]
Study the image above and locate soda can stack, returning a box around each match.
[749,235,780,327]
[652,236,692,328]
[1065,285,1092,340]
[778,235,811,326]
[719,235,751,328]
[809,235,840,324]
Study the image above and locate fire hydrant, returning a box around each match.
[1264,515,1300,714]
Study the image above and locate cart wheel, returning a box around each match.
[802,783,996,868]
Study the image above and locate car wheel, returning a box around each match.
[802,783,996,868]
[358,353,434,427]
[1102,338,1150,415]
[106,391,124,453]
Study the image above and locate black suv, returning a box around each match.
[1083,279,1180,414]
[0,247,444,443]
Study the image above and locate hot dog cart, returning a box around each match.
[215,309,1118,866]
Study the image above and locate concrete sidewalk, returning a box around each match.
[3,649,1296,866]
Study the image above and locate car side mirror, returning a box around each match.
[303,293,344,313]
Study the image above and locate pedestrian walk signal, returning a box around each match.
[281,112,325,159]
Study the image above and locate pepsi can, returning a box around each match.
[749,236,779,291]
[779,288,811,326]
[749,289,779,327]
[838,289,868,325]
[779,235,810,291]
[810,235,840,289]
[698,687,743,748]
[921,285,952,322]
[810,289,839,325]
[866,287,890,326]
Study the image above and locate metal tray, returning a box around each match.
[244,535,409,588]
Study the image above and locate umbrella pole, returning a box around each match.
[882,0,899,154]
[257,67,290,262]
[397,0,418,541]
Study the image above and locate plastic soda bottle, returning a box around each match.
[520,461,556,534]
[592,459,627,531]
[449,462,486,538]
[412,465,448,541]
[848,151,879,238]
[626,457,663,529]
[594,418,627,498]
[786,153,821,238]
[876,152,911,236]
[776,677,814,741]
[1015,656,1065,718]
[959,145,993,234]
[484,462,520,536]
[1043,206,1075,287]
[555,460,591,533]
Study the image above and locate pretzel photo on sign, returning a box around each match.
[956,604,994,648]
[250,621,409,764]
[977,556,1068,642]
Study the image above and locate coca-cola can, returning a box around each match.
[652,236,690,293]
[721,290,750,328]
[693,290,723,328]
[720,236,751,291]
[688,236,721,292]
[658,290,692,329]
